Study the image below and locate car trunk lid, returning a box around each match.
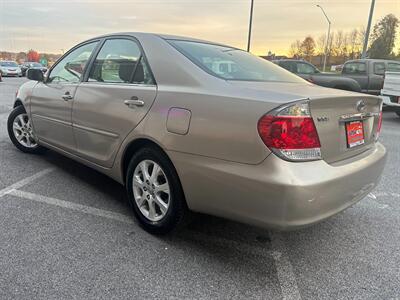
[309,95,381,164]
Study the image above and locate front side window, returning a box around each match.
[48,42,98,83]
[168,40,305,83]
[388,63,400,72]
[88,39,154,85]
[373,62,386,75]
[343,62,366,75]
[296,62,317,74]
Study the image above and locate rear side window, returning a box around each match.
[388,63,400,72]
[88,39,154,85]
[168,40,304,83]
[343,62,366,75]
[373,62,386,75]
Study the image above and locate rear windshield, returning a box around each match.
[168,40,304,83]
[0,61,18,67]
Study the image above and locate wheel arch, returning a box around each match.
[121,138,173,184]
[121,137,189,210]
[13,99,24,109]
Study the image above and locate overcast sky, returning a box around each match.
[0,0,398,55]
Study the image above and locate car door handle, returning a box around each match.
[62,94,73,101]
[124,99,145,107]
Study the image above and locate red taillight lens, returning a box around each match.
[258,115,321,150]
[375,110,383,142]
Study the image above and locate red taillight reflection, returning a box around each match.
[377,111,383,134]
[258,115,321,149]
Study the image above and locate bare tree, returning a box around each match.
[288,40,303,58]
[301,36,316,62]
[333,30,344,57]
[349,29,359,59]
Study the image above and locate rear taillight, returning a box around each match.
[258,101,321,161]
[375,110,383,141]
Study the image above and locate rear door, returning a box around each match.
[30,41,98,152]
[72,37,157,168]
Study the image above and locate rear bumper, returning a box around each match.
[169,142,387,230]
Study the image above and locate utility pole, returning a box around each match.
[317,5,331,72]
[362,0,375,58]
[247,0,255,52]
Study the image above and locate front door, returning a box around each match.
[72,38,157,168]
[30,41,98,152]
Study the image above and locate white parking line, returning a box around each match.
[8,189,135,225]
[270,232,302,300]
[0,168,54,198]
[2,170,301,300]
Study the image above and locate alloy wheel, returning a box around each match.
[12,113,37,148]
[132,160,171,222]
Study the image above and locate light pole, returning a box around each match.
[362,0,375,58]
[317,4,331,72]
[247,0,255,52]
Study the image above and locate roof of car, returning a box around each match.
[90,32,237,49]
[273,59,309,63]
[345,58,400,64]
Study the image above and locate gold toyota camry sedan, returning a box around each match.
[8,33,387,234]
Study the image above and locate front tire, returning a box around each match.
[126,146,188,235]
[7,105,45,154]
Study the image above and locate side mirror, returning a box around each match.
[27,68,44,82]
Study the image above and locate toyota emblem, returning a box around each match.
[356,100,366,112]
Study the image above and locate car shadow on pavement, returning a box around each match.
[40,149,275,249]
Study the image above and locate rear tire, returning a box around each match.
[126,146,188,235]
[7,105,46,154]
[396,112,400,118]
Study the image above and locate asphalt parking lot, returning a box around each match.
[0,77,399,300]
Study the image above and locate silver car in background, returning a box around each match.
[0,61,22,77]
[8,33,387,234]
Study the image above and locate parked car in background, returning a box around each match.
[341,59,400,95]
[381,71,400,117]
[273,59,361,92]
[0,61,22,77]
[8,33,386,234]
[20,62,47,77]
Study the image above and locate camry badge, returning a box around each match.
[356,100,366,112]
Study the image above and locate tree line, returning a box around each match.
[289,14,399,67]
[0,50,61,66]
